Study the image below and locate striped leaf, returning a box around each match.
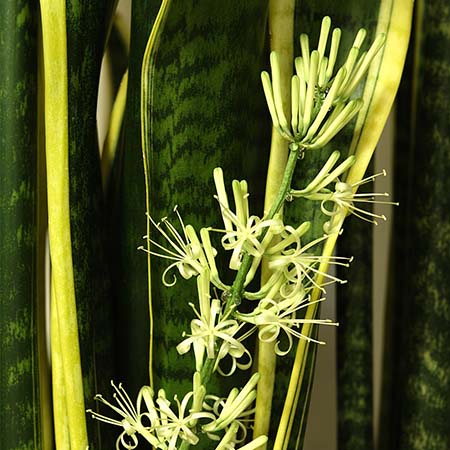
[65,1,117,448]
[111,0,272,416]
[0,2,42,448]
[143,0,271,403]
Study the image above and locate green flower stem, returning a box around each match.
[179,438,193,450]
[227,144,300,311]
[199,357,215,387]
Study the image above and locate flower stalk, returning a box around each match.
[89,12,405,450]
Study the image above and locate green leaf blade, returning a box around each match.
[0,1,41,448]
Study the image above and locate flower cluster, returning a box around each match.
[88,374,266,450]
[129,140,391,450]
[91,16,391,450]
[140,168,347,373]
[176,269,252,375]
[261,16,385,149]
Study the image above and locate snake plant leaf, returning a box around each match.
[384,1,450,449]
[142,0,271,408]
[106,14,129,94]
[111,0,271,414]
[0,2,42,448]
[378,7,416,450]
[65,1,118,448]
[108,0,164,398]
[40,0,89,447]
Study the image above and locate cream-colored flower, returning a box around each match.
[176,269,252,375]
[291,150,355,197]
[89,380,215,450]
[139,206,209,286]
[294,169,396,228]
[155,389,215,450]
[87,382,161,450]
[266,224,351,292]
[212,167,284,285]
[236,294,337,355]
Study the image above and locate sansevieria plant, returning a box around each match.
[0,1,417,449]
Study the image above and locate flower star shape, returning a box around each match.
[177,269,252,375]
[212,167,283,283]
[266,226,352,292]
[139,206,210,286]
[320,172,396,225]
[292,168,396,231]
[89,380,215,450]
[87,382,162,450]
[236,295,337,355]
[155,390,216,450]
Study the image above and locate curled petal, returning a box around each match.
[118,432,139,450]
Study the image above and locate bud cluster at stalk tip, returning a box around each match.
[261,16,385,149]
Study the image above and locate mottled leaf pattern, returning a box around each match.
[146,0,270,401]
[386,1,450,449]
[0,1,41,448]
